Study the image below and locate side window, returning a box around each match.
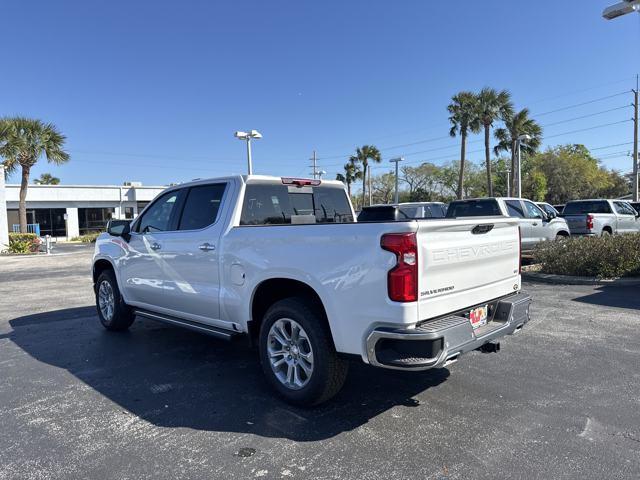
[614,202,634,216]
[523,201,544,219]
[505,200,525,218]
[178,184,227,230]
[136,190,182,233]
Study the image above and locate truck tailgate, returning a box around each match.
[564,215,588,234]
[416,218,520,321]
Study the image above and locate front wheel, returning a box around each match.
[95,269,135,331]
[258,297,348,406]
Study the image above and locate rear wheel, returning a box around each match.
[258,297,348,406]
[555,233,569,242]
[602,229,612,237]
[95,269,135,331]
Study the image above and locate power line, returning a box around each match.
[533,91,629,117]
[541,105,631,127]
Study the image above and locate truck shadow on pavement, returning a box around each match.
[6,306,449,442]
[572,285,640,311]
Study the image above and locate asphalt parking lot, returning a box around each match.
[1,250,639,480]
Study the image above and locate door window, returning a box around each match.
[505,200,525,218]
[136,191,182,233]
[523,201,544,219]
[178,184,227,230]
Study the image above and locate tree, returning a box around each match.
[476,87,513,196]
[494,108,542,197]
[350,145,382,207]
[439,160,487,200]
[528,144,628,203]
[335,159,362,198]
[370,172,396,204]
[34,173,61,185]
[448,92,481,199]
[400,162,441,200]
[0,117,69,232]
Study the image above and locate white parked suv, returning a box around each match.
[93,176,531,405]
[446,197,571,251]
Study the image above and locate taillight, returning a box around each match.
[518,226,522,274]
[586,214,594,230]
[381,233,418,302]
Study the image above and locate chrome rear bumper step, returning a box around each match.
[133,309,240,341]
[366,291,531,371]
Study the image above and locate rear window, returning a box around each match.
[446,199,502,218]
[240,184,354,225]
[563,201,612,215]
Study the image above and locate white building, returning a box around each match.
[3,182,166,239]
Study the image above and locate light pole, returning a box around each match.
[234,130,262,175]
[390,157,404,204]
[516,134,531,198]
[317,170,327,180]
[602,0,640,19]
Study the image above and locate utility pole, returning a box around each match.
[633,74,639,202]
[309,150,318,179]
[390,157,404,204]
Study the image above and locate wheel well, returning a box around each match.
[93,259,114,285]
[603,226,613,234]
[249,278,328,342]
[556,230,569,237]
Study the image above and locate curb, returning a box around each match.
[522,271,640,286]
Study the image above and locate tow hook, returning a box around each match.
[479,342,500,353]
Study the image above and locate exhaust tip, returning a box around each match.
[479,342,500,354]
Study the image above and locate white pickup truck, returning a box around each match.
[93,175,531,405]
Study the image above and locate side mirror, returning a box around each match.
[107,220,131,240]
[547,211,557,220]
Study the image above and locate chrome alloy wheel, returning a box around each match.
[267,318,314,390]
[98,280,115,321]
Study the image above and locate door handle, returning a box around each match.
[532,222,539,226]
[150,242,161,251]
[199,243,215,252]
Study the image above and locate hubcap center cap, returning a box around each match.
[291,344,300,356]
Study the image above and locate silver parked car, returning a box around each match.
[446,197,571,252]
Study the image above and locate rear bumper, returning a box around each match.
[365,291,531,371]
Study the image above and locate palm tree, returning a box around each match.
[0,117,69,232]
[476,87,513,196]
[494,109,542,196]
[335,159,362,198]
[448,92,481,199]
[351,145,382,207]
[34,173,61,185]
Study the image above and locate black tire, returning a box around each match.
[258,297,348,406]
[95,269,135,331]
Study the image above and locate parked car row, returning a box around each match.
[358,197,640,250]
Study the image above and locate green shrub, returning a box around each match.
[8,233,41,254]
[533,233,640,278]
[70,231,102,243]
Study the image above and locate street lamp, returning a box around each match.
[317,170,327,180]
[603,0,640,19]
[389,157,404,204]
[234,130,262,175]
[516,134,531,198]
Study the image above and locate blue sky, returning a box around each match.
[1,1,639,186]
